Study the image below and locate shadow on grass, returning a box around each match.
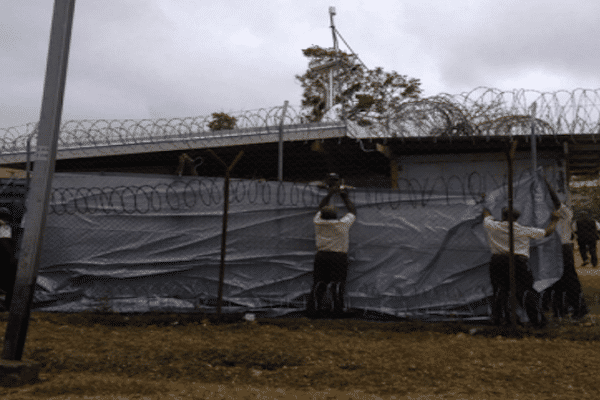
[14,309,599,342]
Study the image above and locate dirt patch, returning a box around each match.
[0,310,599,400]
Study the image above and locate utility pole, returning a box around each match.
[328,6,338,111]
[2,0,76,361]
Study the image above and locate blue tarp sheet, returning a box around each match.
[33,171,563,320]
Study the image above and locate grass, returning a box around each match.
[0,264,599,399]
[1,306,600,400]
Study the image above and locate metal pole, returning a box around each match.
[208,150,244,317]
[327,6,337,112]
[217,168,230,317]
[507,139,518,328]
[278,101,289,182]
[3,0,76,361]
[26,135,33,194]
[530,102,537,173]
[329,6,338,52]
[328,69,334,111]
[563,141,570,188]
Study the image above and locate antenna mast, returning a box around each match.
[308,7,342,113]
[329,6,338,52]
[327,6,337,110]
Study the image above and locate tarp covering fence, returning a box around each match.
[31,170,563,320]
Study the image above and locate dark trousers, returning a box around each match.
[307,251,348,316]
[544,244,588,319]
[0,239,16,311]
[578,240,598,267]
[489,254,546,327]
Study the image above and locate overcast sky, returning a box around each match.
[2,0,600,128]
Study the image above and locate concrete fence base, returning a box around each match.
[0,359,42,387]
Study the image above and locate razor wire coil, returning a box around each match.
[3,88,600,158]
[47,169,545,215]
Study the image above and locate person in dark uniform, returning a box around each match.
[0,208,17,311]
[541,182,588,320]
[482,206,559,328]
[307,184,356,318]
[574,211,599,267]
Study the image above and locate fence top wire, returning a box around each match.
[47,168,547,215]
[2,87,600,158]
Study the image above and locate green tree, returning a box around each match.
[208,112,237,131]
[295,45,422,126]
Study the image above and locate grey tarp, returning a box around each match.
[32,171,562,320]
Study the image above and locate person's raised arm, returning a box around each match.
[482,208,492,219]
[544,178,561,210]
[318,189,336,210]
[544,211,561,237]
[340,190,356,216]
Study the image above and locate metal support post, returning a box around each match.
[25,135,33,194]
[2,0,76,361]
[278,101,289,181]
[530,102,537,173]
[507,139,519,328]
[208,150,244,317]
[327,6,337,111]
[563,141,570,187]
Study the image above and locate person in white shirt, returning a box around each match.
[542,182,588,319]
[307,187,356,317]
[482,206,559,328]
[0,207,16,311]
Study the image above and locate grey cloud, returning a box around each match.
[403,0,600,90]
[4,0,600,129]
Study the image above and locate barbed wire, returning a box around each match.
[47,169,545,215]
[0,104,334,154]
[440,87,600,134]
[3,88,600,156]
[348,88,591,139]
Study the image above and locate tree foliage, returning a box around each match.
[208,112,237,131]
[295,45,422,125]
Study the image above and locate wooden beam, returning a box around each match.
[568,162,600,168]
[569,169,600,176]
[569,144,600,152]
[568,153,600,159]
[390,159,398,189]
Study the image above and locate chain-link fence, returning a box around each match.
[0,164,581,325]
[0,88,598,326]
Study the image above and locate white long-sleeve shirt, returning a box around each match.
[314,211,356,253]
[556,204,573,244]
[483,216,545,258]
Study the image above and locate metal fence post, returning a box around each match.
[507,139,519,328]
[2,0,76,361]
[530,102,537,173]
[208,150,244,317]
[278,101,289,182]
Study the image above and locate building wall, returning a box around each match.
[397,150,567,199]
